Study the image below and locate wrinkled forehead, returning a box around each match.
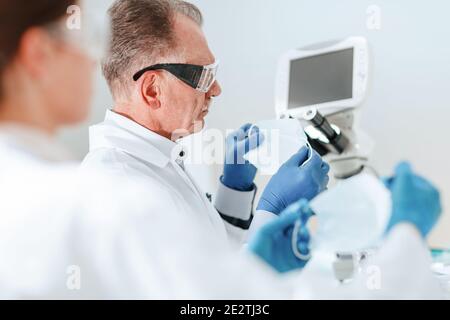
[172,13,215,66]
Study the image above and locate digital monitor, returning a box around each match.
[288,49,354,109]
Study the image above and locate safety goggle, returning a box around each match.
[132,61,219,93]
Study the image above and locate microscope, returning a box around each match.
[275,37,373,181]
[274,37,376,282]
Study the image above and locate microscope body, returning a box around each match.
[275,36,375,281]
[300,108,374,180]
[274,36,372,180]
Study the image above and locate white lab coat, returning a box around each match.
[0,125,290,299]
[0,125,444,299]
[81,110,258,245]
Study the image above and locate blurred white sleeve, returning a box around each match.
[348,223,444,299]
[214,181,256,244]
[292,223,445,300]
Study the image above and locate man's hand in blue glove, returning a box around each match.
[248,199,313,273]
[222,123,264,191]
[384,162,442,238]
[257,147,330,215]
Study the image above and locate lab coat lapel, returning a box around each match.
[90,116,205,197]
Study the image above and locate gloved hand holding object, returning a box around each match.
[257,147,330,215]
[384,162,442,238]
[244,119,309,175]
[222,124,264,191]
[248,199,313,273]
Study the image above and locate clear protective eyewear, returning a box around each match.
[133,60,220,93]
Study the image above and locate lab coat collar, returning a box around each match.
[90,110,185,168]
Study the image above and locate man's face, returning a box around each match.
[158,14,222,138]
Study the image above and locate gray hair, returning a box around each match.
[102,0,203,99]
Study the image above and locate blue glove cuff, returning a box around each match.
[256,198,283,216]
[220,175,255,192]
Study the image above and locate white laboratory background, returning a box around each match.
[59,0,450,247]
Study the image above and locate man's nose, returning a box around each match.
[208,81,222,98]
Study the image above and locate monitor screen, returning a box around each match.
[288,48,354,109]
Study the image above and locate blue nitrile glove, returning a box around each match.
[257,147,330,215]
[384,162,442,238]
[248,199,313,273]
[222,123,264,191]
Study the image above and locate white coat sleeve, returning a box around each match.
[347,223,445,299]
[213,181,257,243]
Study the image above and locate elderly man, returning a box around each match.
[81,0,329,245]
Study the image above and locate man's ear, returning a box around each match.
[141,72,161,110]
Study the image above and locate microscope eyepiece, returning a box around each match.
[303,109,349,154]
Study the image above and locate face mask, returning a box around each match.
[244,119,311,175]
[308,173,391,253]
